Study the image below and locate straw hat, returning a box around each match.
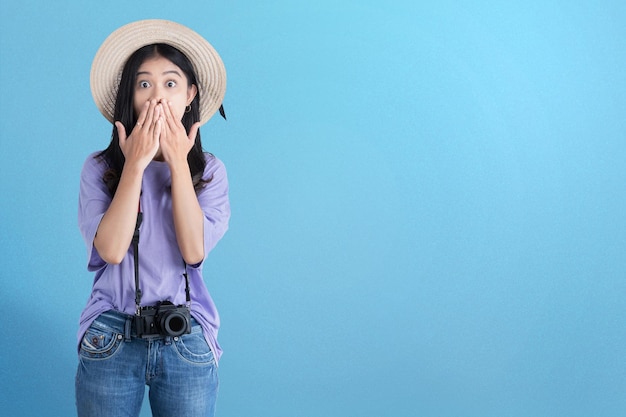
[90,19,226,126]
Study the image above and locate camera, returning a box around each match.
[134,301,191,338]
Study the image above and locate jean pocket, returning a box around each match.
[173,332,215,365]
[79,325,124,360]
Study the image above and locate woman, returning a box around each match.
[76,20,229,417]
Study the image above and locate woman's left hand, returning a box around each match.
[158,100,201,167]
[157,100,206,265]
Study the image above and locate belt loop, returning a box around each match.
[124,316,132,341]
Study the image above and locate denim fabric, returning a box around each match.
[75,310,218,417]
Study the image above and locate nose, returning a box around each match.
[150,85,166,102]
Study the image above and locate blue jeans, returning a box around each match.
[75,310,218,417]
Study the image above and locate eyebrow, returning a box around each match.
[136,70,183,77]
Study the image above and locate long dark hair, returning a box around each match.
[97,43,210,196]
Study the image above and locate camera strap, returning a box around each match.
[133,211,143,316]
[132,209,192,316]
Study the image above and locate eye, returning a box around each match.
[166,80,177,88]
[138,81,150,88]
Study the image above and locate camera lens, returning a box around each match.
[162,312,188,337]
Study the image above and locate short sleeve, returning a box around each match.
[78,153,111,271]
[193,154,231,268]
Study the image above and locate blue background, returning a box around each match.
[1,1,625,416]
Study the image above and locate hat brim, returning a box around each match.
[90,19,226,126]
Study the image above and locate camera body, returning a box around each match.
[134,301,191,338]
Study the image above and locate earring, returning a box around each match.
[185,104,192,113]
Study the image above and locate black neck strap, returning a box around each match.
[133,212,143,314]
[132,211,191,316]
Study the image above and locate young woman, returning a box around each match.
[76,20,229,417]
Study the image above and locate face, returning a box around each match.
[133,55,197,121]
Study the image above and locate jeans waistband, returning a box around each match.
[94,309,201,339]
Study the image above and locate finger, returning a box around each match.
[154,103,164,129]
[163,100,180,132]
[154,116,163,141]
[162,100,174,119]
[135,100,150,129]
[115,121,127,142]
[144,99,158,130]
[188,122,200,142]
[115,121,130,156]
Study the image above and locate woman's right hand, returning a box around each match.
[94,101,163,264]
[115,99,163,170]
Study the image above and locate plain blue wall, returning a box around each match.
[1,1,625,416]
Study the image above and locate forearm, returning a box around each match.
[170,161,205,265]
[94,162,144,264]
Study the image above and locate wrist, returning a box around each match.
[168,158,191,177]
[122,160,147,177]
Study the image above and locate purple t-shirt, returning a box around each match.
[77,151,230,362]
